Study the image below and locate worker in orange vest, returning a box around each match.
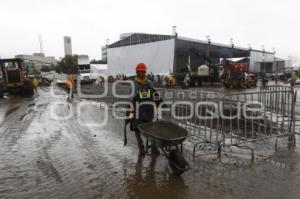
[66,74,74,99]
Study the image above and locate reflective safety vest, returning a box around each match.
[66,74,74,88]
[33,78,39,88]
[138,88,151,99]
[133,87,156,122]
[129,82,163,131]
[65,80,73,89]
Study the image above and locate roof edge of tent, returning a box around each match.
[108,33,174,49]
[108,33,274,54]
[177,36,274,54]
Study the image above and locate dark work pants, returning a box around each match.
[135,129,158,152]
[67,88,73,98]
[135,130,144,149]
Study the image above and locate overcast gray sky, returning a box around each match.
[0,0,299,63]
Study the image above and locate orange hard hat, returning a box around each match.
[136,63,147,72]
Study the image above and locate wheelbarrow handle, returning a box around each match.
[124,118,131,146]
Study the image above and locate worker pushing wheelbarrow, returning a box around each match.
[124,63,189,175]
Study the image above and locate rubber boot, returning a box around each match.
[138,143,146,157]
[135,131,145,156]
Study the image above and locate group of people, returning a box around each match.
[94,75,105,88]
[115,74,128,80]
[147,73,176,87]
[105,72,177,87]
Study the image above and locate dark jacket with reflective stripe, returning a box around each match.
[130,78,162,130]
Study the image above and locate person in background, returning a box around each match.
[0,81,3,99]
[153,74,158,84]
[171,73,176,86]
[261,74,268,89]
[291,71,298,87]
[149,72,154,82]
[32,77,40,94]
[94,75,102,88]
[66,74,74,99]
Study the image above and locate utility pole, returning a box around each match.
[39,34,44,54]
[206,35,211,65]
[172,25,177,37]
[230,38,234,48]
[273,48,277,84]
[261,45,265,75]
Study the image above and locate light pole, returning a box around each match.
[230,38,234,48]
[172,25,177,37]
[248,44,253,73]
[248,43,252,50]
[206,35,211,44]
[261,45,265,75]
[206,35,211,65]
[273,48,277,84]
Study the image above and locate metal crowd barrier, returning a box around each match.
[157,86,297,160]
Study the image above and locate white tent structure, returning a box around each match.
[108,37,175,76]
[91,64,107,74]
[107,33,276,76]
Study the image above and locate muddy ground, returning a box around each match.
[0,85,300,199]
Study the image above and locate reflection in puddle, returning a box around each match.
[124,156,189,199]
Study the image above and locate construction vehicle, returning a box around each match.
[0,58,34,96]
[181,54,219,87]
[77,55,96,84]
[221,58,257,89]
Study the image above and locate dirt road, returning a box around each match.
[0,86,300,199]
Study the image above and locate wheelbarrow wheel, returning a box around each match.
[169,149,188,175]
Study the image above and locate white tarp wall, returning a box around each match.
[249,51,274,73]
[107,39,175,76]
[77,55,90,65]
[90,64,108,75]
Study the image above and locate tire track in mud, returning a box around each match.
[64,120,124,198]
[0,93,70,198]
[0,99,37,148]
[22,100,94,198]
[27,128,85,198]
[0,88,142,198]
[0,99,44,198]
[0,89,94,198]
[58,101,139,198]
[28,98,89,198]
[35,130,64,183]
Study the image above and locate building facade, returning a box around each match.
[107,33,282,76]
[101,46,107,62]
[64,36,72,56]
[15,54,58,73]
